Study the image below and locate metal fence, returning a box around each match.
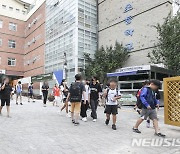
[164,76,180,127]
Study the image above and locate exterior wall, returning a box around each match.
[0,0,45,79]
[0,15,25,76]
[24,2,46,77]
[98,0,173,67]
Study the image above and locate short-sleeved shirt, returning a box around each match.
[82,84,90,101]
[42,85,49,93]
[0,84,12,99]
[90,82,102,100]
[53,87,60,96]
[106,89,121,105]
[28,85,33,94]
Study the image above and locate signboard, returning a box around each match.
[0,70,5,74]
[31,73,53,82]
[115,65,151,73]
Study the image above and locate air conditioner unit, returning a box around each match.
[28,23,31,28]
[27,42,31,46]
[32,38,36,43]
[33,19,37,24]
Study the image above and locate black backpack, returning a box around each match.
[69,82,82,102]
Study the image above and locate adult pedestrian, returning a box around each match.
[42,81,49,107]
[53,84,60,107]
[0,77,12,117]
[89,76,102,122]
[60,79,70,117]
[16,81,23,105]
[28,83,35,103]
[66,74,86,126]
[80,79,90,122]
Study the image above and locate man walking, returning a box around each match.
[104,79,121,130]
[133,80,166,137]
[89,76,102,122]
[66,74,86,126]
[16,81,23,105]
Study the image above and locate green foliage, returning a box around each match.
[148,12,180,74]
[84,42,129,83]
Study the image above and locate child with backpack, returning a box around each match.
[16,81,23,105]
[104,79,121,130]
[66,74,86,126]
[133,80,165,137]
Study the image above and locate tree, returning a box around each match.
[84,42,129,83]
[148,12,180,74]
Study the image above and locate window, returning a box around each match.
[9,23,17,31]
[22,10,26,15]
[0,20,3,28]
[8,58,16,66]
[8,40,16,48]
[0,38,2,46]
[2,5,6,9]
[9,7,13,11]
[16,9,20,13]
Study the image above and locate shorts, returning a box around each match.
[55,96,61,102]
[141,108,157,120]
[29,93,33,98]
[71,102,81,114]
[104,105,118,115]
[1,99,10,106]
[16,92,22,96]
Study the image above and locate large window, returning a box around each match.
[8,40,16,48]
[0,20,3,28]
[9,22,17,31]
[8,58,16,66]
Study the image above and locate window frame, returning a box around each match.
[8,58,16,66]
[8,40,16,48]
[9,22,17,31]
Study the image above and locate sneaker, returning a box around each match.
[66,113,71,118]
[74,122,80,126]
[33,101,35,103]
[72,120,75,124]
[20,103,23,105]
[16,103,18,105]
[146,120,150,128]
[43,104,46,107]
[112,124,117,130]
[133,127,141,133]
[28,101,30,103]
[93,119,97,122]
[7,115,11,118]
[82,117,87,122]
[105,119,110,125]
[155,133,166,138]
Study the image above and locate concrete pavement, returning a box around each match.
[0,97,179,154]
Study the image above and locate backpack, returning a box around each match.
[136,88,143,109]
[106,88,119,101]
[69,82,82,102]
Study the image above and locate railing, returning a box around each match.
[164,76,180,127]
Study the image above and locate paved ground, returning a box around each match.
[0,97,179,154]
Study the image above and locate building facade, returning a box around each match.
[98,0,174,67]
[45,0,98,82]
[0,0,45,83]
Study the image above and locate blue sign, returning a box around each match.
[124,29,134,36]
[124,4,133,13]
[125,43,134,51]
[124,16,133,25]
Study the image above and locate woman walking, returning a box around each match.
[42,81,49,107]
[0,77,12,117]
[53,84,60,107]
[60,79,70,117]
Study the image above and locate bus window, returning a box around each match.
[120,83,132,89]
[133,82,143,89]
